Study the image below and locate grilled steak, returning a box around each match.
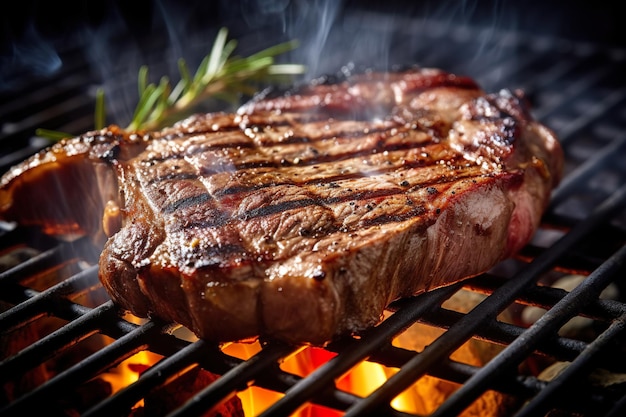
[0,68,563,345]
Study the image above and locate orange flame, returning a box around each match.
[103,289,514,416]
[100,350,163,409]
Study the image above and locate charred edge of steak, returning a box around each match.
[238,67,480,118]
[0,126,152,242]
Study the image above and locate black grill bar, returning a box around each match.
[606,392,626,417]
[418,305,587,361]
[0,302,114,387]
[1,316,172,417]
[469,274,626,336]
[367,342,543,400]
[434,244,626,417]
[343,185,626,417]
[546,133,626,211]
[0,239,81,287]
[0,267,101,381]
[518,313,626,417]
[0,265,100,333]
[257,283,463,417]
[531,64,621,126]
[166,342,299,417]
[550,87,626,144]
[82,340,215,417]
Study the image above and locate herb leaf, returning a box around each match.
[126,27,304,132]
[38,27,304,141]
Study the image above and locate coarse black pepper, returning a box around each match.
[312,269,326,281]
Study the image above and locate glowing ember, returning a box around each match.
[223,342,280,415]
[95,290,513,416]
[100,350,162,408]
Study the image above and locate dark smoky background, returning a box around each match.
[1,0,624,126]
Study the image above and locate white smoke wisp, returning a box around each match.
[0,22,62,90]
[284,0,342,78]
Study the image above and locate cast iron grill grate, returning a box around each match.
[1,12,626,417]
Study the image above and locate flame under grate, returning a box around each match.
[2,8,626,417]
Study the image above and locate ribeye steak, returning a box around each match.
[0,68,563,345]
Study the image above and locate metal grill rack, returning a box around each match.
[1,8,626,417]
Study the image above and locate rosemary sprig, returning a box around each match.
[35,128,72,141]
[127,27,304,131]
[94,88,105,130]
[127,29,303,131]
[38,27,304,141]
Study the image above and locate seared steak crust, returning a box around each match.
[0,68,563,345]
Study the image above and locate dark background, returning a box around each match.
[3,0,625,48]
[2,0,625,124]
[3,1,625,71]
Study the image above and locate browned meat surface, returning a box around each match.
[0,68,563,345]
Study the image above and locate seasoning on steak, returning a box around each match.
[0,67,563,345]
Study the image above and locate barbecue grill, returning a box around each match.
[2,1,626,416]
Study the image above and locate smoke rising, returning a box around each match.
[2,0,624,126]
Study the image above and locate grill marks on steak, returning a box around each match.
[0,68,563,345]
[132,114,478,267]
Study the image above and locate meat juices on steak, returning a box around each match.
[0,68,563,345]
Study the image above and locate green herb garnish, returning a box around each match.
[94,87,105,130]
[38,27,304,141]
